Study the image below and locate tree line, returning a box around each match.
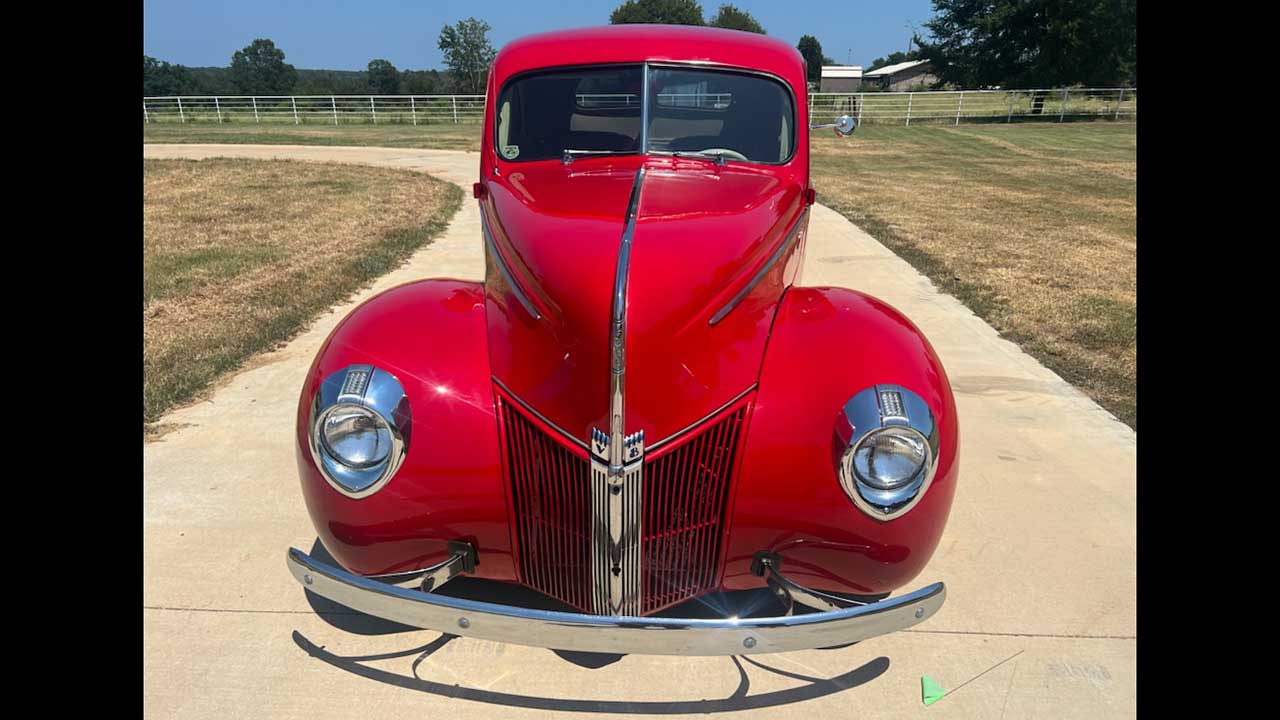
[144,18,496,97]
[145,1,1135,98]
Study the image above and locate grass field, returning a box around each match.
[811,124,1136,428]
[145,120,1136,428]
[143,122,481,150]
[143,157,462,431]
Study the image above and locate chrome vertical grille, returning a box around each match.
[499,395,591,612]
[500,386,749,615]
[642,405,746,614]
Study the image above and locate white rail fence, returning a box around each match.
[143,88,1135,127]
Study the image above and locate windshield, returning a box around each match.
[495,65,795,164]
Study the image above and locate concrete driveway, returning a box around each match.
[143,144,1136,718]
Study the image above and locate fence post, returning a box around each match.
[177,97,185,123]
[1059,88,1067,122]
[905,92,914,127]
[251,96,258,123]
[452,96,458,124]
[955,91,964,126]
[331,95,338,125]
[857,93,863,125]
[144,101,150,124]
[370,96,376,124]
[1115,88,1124,120]
[411,96,417,126]
[291,96,299,125]
[214,96,222,123]
[1007,91,1014,123]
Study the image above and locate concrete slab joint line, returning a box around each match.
[143,143,1135,719]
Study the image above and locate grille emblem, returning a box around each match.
[591,427,644,615]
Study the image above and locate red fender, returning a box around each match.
[721,286,960,595]
[294,279,516,580]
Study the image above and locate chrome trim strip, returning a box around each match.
[609,166,646,468]
[287,547,946,656]
[640,62,650,151]
[481,206,542,321]
[491,377,589,451]
[708,207,809,326]
[590,166,648,616]
[646,384,757,453]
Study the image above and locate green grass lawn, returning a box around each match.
[145,120,1136,428]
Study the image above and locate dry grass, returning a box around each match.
[143,122,482,150]
[811,124,1136,428]
[143,157,462,428]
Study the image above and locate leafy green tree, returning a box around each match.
[797,35,826,83]
[229,38,298,94]
[914,0,1136,90]
[708,4,765,33]
[367,59,400,94]
[144,55,196,96]
[438,18,497,94]
[401,69,446,95]
[609,0,705,25]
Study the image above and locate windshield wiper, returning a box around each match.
[650,150,728,166]
[561,149,640,164]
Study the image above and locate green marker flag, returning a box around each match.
[921,675,946,706]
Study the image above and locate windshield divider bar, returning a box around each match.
[640,62,649,154]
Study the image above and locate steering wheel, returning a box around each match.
[698,148,749,162]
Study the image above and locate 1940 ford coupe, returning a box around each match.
[287,25,958,656]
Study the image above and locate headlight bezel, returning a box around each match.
[309,364,411,499]
[834,384,939,521]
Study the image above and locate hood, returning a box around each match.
[484,157,806,446]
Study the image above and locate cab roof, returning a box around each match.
[491,25,807,97]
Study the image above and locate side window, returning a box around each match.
[497,99,511,150]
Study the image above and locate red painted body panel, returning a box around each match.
[295,280,517,581]
[294,26,957,612]
[482,161,636,439]
[625,163,805,442]
[484,156,808,444]
[721,287,960,595]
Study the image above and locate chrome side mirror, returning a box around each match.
[810,114,857,137]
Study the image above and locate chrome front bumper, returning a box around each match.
[287,547,945,656]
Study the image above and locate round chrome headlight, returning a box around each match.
[319,404,394,469]
[834,384,938,520]
[850,426,930,490]
[309,365,410,499]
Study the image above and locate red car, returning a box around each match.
[287,25,958,656]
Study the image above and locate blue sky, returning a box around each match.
[143,0,935,71]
